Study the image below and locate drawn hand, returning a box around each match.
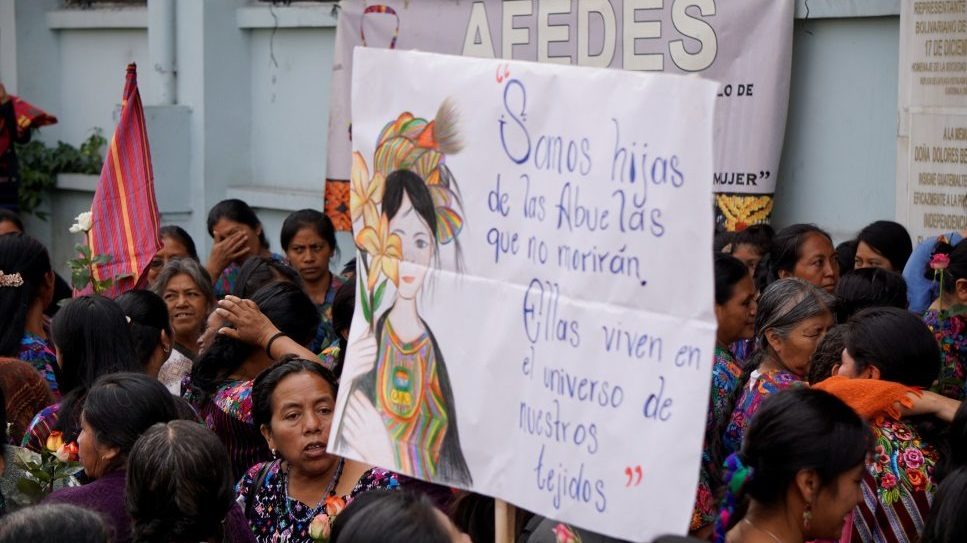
[340,330,378,386]
[342,390,395,470]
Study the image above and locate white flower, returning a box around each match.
[53,444,70,463]
[69,211,93,234]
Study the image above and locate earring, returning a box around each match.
[802,502,813,532]
[271,448,278,458]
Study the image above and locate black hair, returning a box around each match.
[0,233,52,357]
[719,388,870,533]
[925,239,967,294]
[51,296,141,441]
[0,209,24,233]
[0,385,6,458]
[206,199,268,249]
[82,372,180,473]
[116,289,172,369]
[449,492,494,543]
[937,401,967,482]
[340,258,357,278]
[730,224,774,255]
[330,281,355,378]
[845,307,941,388]
[757,224,833,290]
[713,231,734,254]
[835,239,858,275]
[280,209,338,256]
[0,503,110,543]
[330,490,451,543]
[921,467,967,543]
[383,170,438,238]
[714,253,750,306]
[159,225,199,261]
[233,256,303,299]
[856,220,913,271]
[191,282,320,402]
[252,356,338,429]
[834,267,908,323]
[127,421,235,543]
[807,324,848,385]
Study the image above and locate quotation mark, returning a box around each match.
[759,171,771,180]
[624,465,643,487]
[496,63,510,83]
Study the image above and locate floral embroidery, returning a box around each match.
[722,369,803,455]
[236,460,400,543]
[212,380,254,424]
[868,417,937,506]
[19,333,60,399]
[924,310,966,401]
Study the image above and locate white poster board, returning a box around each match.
[324,0,794,232]
[898,2,967,241]
[330,48,717,541]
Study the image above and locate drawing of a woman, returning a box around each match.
[339,101,472,486]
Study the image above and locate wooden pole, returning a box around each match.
[495,499,516,543]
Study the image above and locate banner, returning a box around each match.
[897,1,967,242]
[329,48,717,541]
[325,0,794,232]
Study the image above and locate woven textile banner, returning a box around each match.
[324,0,794,232]
[329,48,717,541]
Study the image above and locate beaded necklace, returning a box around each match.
[284,458,345,523]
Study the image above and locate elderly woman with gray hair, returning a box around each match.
[151,258,215,394]
[721,278,835,455]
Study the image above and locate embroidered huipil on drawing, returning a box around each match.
[376,319,448,480]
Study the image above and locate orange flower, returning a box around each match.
[324,495,346,516]
[46,431,65,453]
[906,469,927,490]
[355,213,401,290]
[350,152,385,228]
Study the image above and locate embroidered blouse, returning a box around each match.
[849,417,938,543]
[21,403,60,453]
[691,346,744,531]
[308,274,346,353]
[923,310,967,401]
[236,460,400,543]
[19,333,60,399]
[213,252,285,299]
[722,368,803,455]
[184,378,270,482]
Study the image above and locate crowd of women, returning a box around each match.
[0,197,961,543]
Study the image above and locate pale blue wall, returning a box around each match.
[774,15,900,243]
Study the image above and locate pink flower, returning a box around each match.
[881,472,898,490]
[552,523,582,543]
[903,448,925,469]
[930,253,950,270]
[891,425,914,441]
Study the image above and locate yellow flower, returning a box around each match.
[350,152,385,228]
[46,431,65,453]
[355,213,402,291]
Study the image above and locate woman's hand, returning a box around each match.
[902,390,961,422]
[341,390,395,470]
[206,231,250,280]
[339,331,378,386]
[215,295,277,347]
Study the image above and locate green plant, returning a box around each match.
[15,129,106,219]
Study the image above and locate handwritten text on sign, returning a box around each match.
[330,49,718,541]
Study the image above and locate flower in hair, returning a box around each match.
[0,270,23,288]
[930,253,950,270]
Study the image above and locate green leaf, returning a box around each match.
[71,268,91,290]
[359,274,372,324]
[91,254,111,265]
[373,279,387,312]
[16,477,44,503]
[77,244,92,260]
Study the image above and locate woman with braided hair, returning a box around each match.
[715,388,870,543]
[337,100,472,486]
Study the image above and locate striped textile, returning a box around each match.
[87,63,161,297]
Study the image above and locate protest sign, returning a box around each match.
[324,0,794,233]
[329,48,717,541]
